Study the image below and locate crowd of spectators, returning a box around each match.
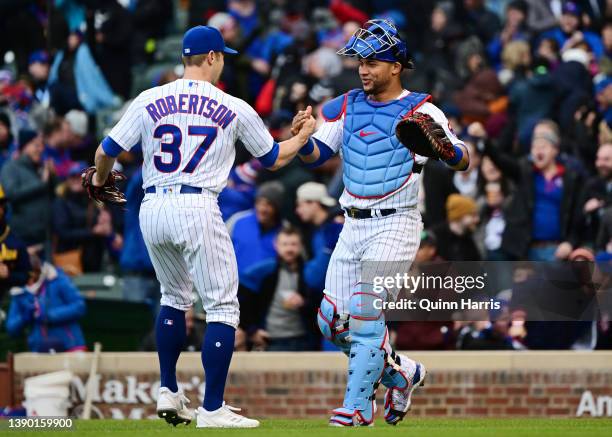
[1,0,612,353]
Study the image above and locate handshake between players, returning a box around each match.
[81,18,466,428]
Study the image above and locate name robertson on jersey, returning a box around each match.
[145,94,236,129]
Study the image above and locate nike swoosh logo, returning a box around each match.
[359,130,377,137]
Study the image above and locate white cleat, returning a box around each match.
[384,360,427,425]
[196,403,260,428]
[157,387,194,426]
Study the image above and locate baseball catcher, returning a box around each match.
[291,19,470,426]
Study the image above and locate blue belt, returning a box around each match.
[145,185,203,194]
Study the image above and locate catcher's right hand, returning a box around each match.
[291,106,313,136]
[81,166,127,206]
[395,112,456,162]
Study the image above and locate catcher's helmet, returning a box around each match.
[337,19,413,69]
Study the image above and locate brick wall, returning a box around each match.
[223,369,612,418]
[11,352,612,419]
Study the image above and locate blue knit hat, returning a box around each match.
[18,129,38,149]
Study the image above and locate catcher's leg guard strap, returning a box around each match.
[334,291,386,424]
[381,349,409,390]
[317,295,350,355]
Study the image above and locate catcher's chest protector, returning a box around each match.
[342,90,430,198]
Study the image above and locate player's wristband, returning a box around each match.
[444,145,464,166]
[304,140,334,169]
[299,138,315,156]
[257,142,280,168]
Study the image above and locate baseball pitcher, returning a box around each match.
[83,25,315,428]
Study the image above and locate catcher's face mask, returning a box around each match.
[337,19,413,68]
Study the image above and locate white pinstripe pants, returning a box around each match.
[139,191,239,328]
[324,208,423,315]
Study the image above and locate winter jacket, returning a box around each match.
[552,61,594,132]
[119,169,153,272]
[239,258,321,349]
[49,43,119,114]
[52,190,96,253]
[509,72,556,144]
[0,155,55,245]
[484,142,582,259]
[542,28,604,59]
[6,264,86,352]
[303,220,342,291]
[228,210,280,274]
[0,225,31,295]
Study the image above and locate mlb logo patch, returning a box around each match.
[164,319,174,326]
[184,48,191,54]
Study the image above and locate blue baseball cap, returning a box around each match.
[182,26,238,57]
[562,2,581,16]
[28,50,50,65]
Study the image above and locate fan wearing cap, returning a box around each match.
[227,181,285,276]
[430,194,482,262]
[295,182,342,291]
[540,1,604,59]
[290,19,471,427]
[27,50,50,103]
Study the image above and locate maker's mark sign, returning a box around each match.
[69,375,205,419]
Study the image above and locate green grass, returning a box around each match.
[3,418,612,437]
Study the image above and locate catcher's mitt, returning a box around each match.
[395,112,456,161]
[81,166,127,206]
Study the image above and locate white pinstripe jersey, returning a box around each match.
[108,78,274,193]
[312,93,463,210]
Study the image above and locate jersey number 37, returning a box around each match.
[153,124,217,173]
